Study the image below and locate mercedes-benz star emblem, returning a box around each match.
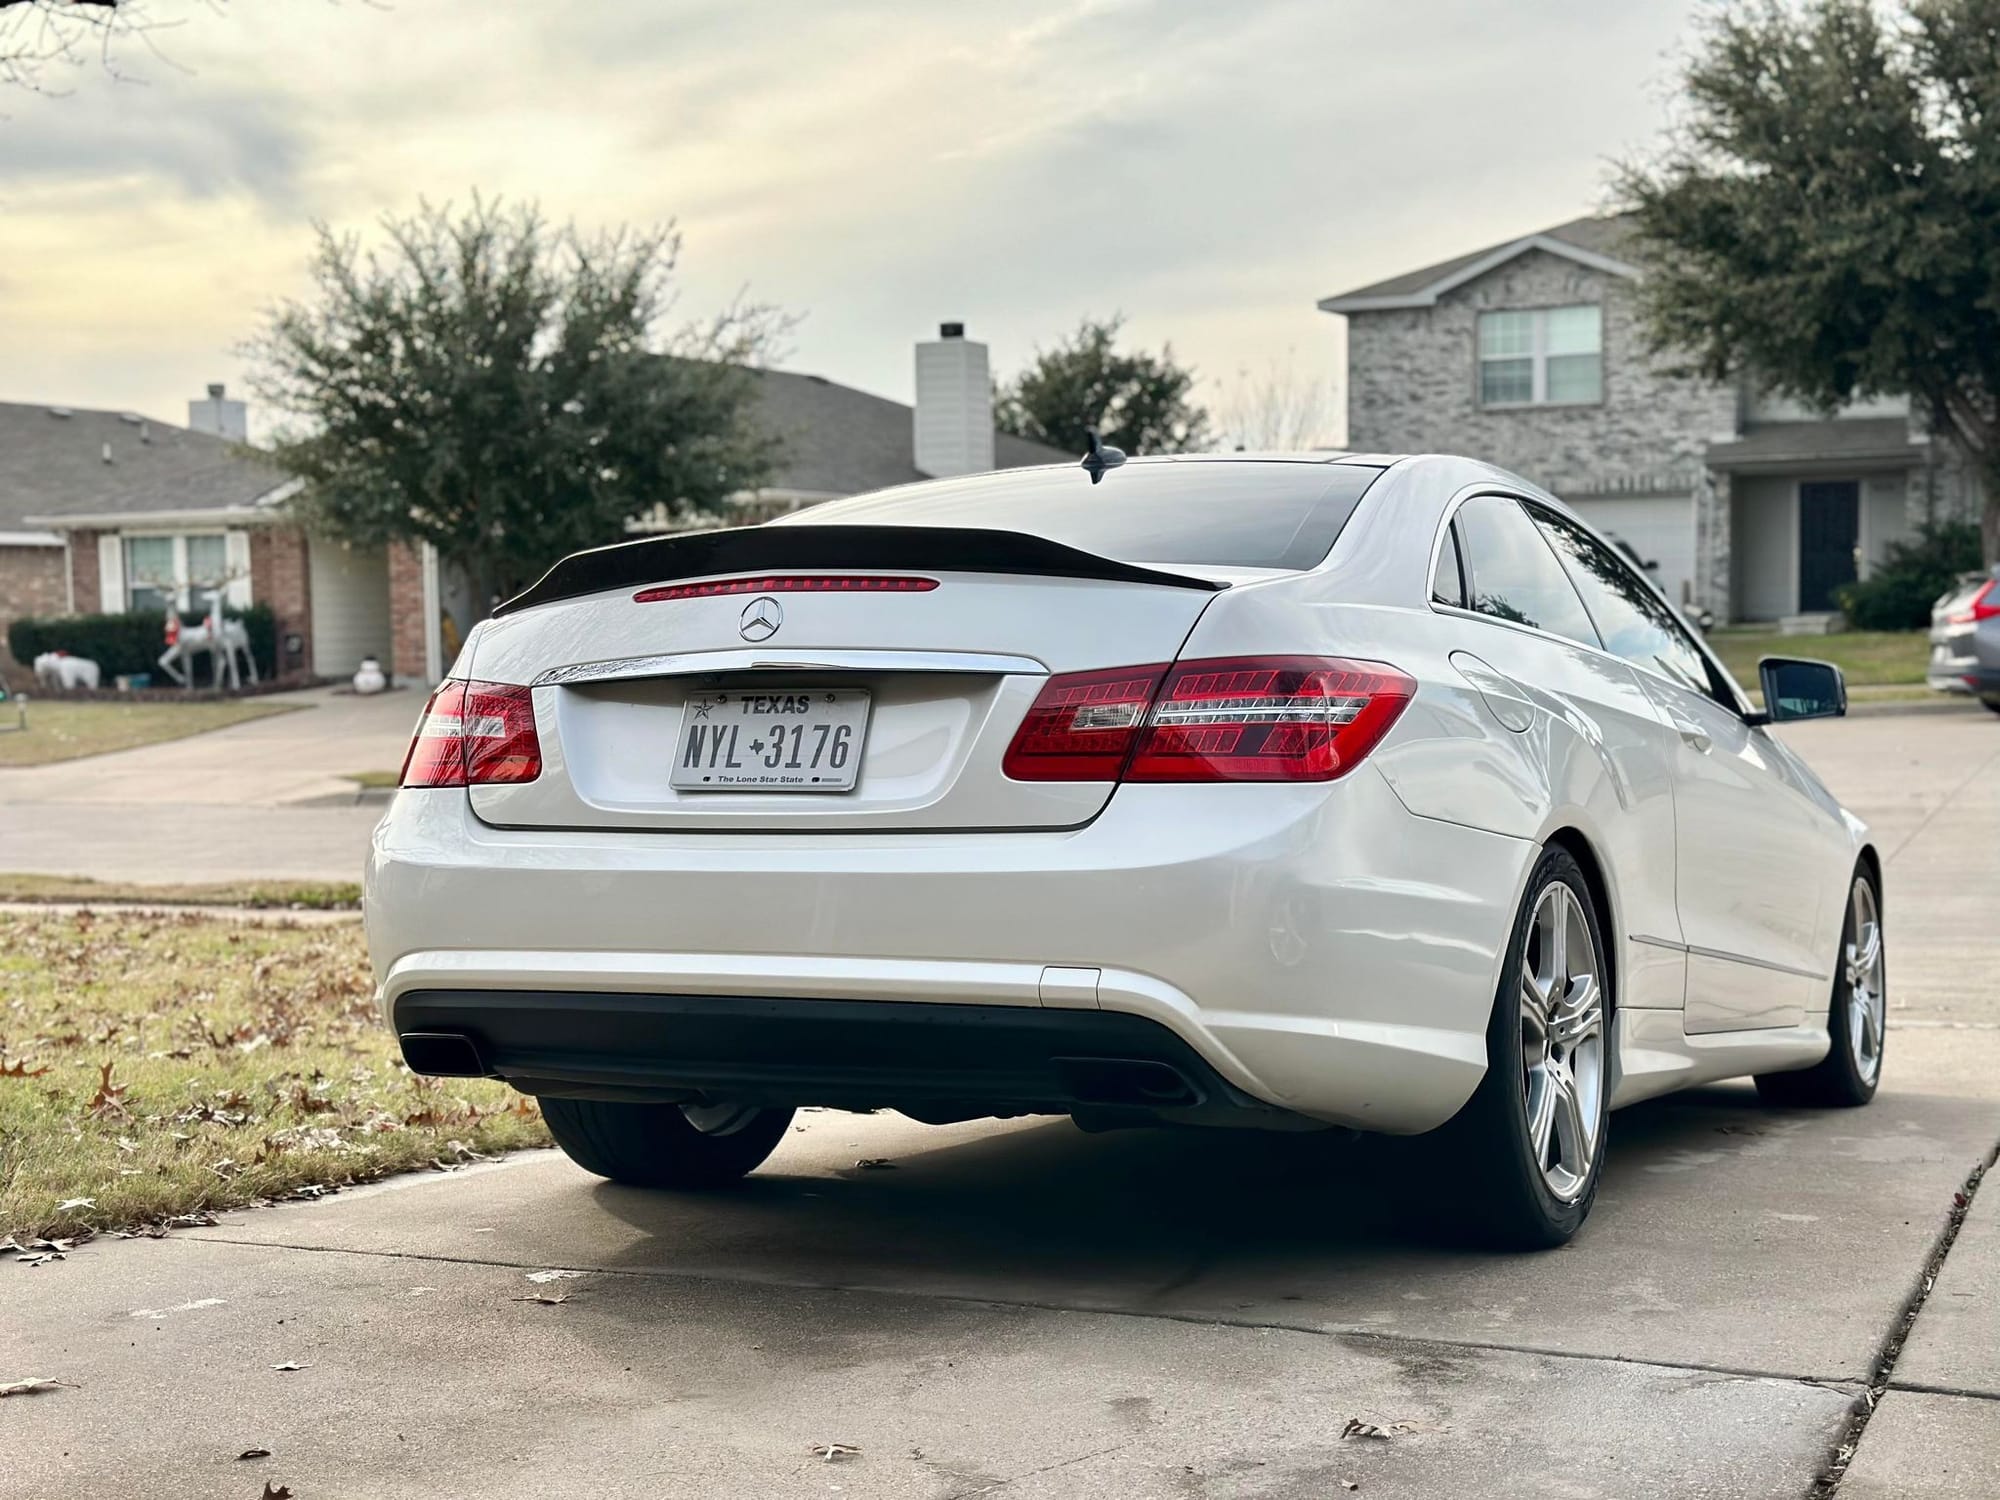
[738,595,783,642]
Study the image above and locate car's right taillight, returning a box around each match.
[1128,656,1415,782]
[399,679,543,788]
[1003,655,1413,785]
[1949,579,2000,625]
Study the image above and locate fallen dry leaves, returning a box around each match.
[1341,1417,1448,1440]
[0,1377,74,1398]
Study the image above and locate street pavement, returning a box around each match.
[0,685,412,882]
[3,707,1997,1498]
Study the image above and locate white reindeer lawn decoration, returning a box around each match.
[157,592,259,691]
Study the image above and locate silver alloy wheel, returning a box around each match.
[681,1102,763,1136]
[1519,881,1605,1203]
[1844,877,1886,1087]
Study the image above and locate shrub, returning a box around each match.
[7,603,278,683]
[1837,521,1984,631]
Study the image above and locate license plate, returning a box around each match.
[670,689,871,792]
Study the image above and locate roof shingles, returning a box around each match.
[0,402,285,531]
[1320,214,1638,308]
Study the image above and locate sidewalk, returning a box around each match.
[0,686,413,883]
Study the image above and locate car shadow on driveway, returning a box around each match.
[564,1081,1993,1379]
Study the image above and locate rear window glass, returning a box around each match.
[780,461,1384,571]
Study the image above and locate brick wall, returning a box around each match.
[387,541,428,685]
[67,529,102,614]
[1345,248,1740,487]
[0,543,70,686]
[1344,249,1742,614]
[248,525,313,679]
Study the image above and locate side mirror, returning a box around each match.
[1747,656,1847,725]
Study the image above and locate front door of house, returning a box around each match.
[1798,481,1860,612]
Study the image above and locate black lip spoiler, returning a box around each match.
[495,524,1229,615]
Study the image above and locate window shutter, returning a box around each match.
[97,534,125,612]
[225,530,253,607]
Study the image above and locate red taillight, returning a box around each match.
[634,575,939,604]
[1129,657,1415,782]
[1949,579,2000,624]
[1000,664,1169,781]
[399,680,543,789]
[1003,656,1414,784]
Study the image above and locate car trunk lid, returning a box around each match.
[466,531,1226,832]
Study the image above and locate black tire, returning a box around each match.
[540,1098,795,1188]
[1755,865,1883,1109]
[1432,846,1611,1250]
[1980,696,2000,716]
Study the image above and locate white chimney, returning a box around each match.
[187,381,248,443]
[913,323,994,478]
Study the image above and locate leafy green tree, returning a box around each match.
[1618,0,2000,561]
[249,197,782,604]
[996,316,1210,456]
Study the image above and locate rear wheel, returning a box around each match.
[1755,868,1884,1108]
[540,1097,795,1188]
[1980,696,2000,715]
[1434,847,1609,1249]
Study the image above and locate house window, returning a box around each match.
[123,533,232,613]
[1477,304,1603,407]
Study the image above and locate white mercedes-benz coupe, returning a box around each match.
[366,451,1885,1247]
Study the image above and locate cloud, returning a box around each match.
[0,78,302,205]
[1,0,1704,433]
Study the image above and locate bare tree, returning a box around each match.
[0,0,191,93]
[1216,352,1343,452]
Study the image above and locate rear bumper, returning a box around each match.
[1927,630,2000,696]
[1926,665,2000,696]
[366,773,1534,1133]
[393,990,1279,1124]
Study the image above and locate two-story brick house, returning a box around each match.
[1320,214,1982,624]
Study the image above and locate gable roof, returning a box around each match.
[1318,214,1639,314]
[1,402,290,532]
[747,367,1066,497]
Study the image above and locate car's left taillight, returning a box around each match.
[399,679,543,788]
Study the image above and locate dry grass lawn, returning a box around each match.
[0,911,546,1243]
[0,874,360,909]
[1708,629,1930,689]
[0,697,297,767]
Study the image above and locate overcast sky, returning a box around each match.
[0,0,1702,445]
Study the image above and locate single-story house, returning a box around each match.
[1318,215,1984,623]
[0,390,310,687]
[7,326,1063,689]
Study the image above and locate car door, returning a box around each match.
[1529,505,1835,1033]
[1437,495,1686,1014]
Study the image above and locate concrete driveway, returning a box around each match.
[4,709,1996,1498]
[0,685,415,883]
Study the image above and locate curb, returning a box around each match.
[1842,697,1989,719]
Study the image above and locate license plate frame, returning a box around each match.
[670,688,872,793]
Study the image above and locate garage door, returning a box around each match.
[1569,495,1698,612]
[308,540,392,680]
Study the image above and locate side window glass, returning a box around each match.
[1431,522,1465,608]
[1529,506,1712,695]
[1452,495,1602,649]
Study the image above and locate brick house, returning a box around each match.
[7,326,1062,689]
[1319,215,1983,623]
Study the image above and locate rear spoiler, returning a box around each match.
[495,524,1229,615]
